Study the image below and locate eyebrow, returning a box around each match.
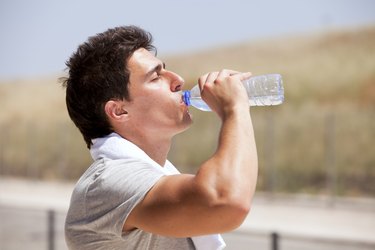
[145,62,166,80]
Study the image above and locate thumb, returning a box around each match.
[239,72,252,82]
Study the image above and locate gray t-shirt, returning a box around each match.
[65,158,195,250]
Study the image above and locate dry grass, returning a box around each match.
[1,26,374,196]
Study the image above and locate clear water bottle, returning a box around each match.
[182,74,284,111]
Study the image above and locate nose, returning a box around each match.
[167,70,185,92]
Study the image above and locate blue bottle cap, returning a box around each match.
[182,90,191,106]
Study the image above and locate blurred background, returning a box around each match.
[0,0,374,249]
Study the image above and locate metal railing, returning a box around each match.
[1,207,371,250]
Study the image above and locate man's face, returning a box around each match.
[124,48,192,138]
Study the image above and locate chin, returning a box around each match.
[184,109,193,125]
[175,113,193,134]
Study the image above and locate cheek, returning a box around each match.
[141,89,177,111]
[128,87,182,122]
[133,85,166,108]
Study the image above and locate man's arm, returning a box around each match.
[125,70,258,237]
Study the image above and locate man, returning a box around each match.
[62,26,258,250]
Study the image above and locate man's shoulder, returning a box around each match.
[73,158,165,196]
[80,157,161,178]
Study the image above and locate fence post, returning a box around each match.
[271,232,279,250]
[47,209,55,250]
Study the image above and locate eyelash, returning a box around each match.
[152,73,161,81]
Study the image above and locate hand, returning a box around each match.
[198,69,252,119]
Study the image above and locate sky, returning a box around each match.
[0,0,375,79]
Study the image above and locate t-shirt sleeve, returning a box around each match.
[83,158,165,237]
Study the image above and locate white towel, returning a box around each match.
[90,133,226,250]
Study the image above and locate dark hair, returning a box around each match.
[61,26,155,148]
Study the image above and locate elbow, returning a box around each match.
[221,195,252,231]
[202,187,253,231]
[193,170,255,232]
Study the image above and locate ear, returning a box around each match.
[104,100,129,122]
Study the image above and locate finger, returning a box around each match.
[198,73,209,91]
[215,69,241,82]
[206,71,219,84]
[239,72,252,81]
[198,71,219,90]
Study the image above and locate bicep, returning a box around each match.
[124,173,233,237]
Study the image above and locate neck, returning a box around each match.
[120,132,172,166]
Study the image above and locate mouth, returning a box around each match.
[178,91,187,106]
[179,93,191,116]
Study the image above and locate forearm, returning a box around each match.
[196,107,258,209]
[217,108,258,200]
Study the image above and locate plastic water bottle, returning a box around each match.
[182,74,284,111]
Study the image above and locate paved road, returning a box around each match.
[1,177,374,250]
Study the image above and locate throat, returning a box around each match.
[125,134,171,167]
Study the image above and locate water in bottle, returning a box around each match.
[182,74,284,111]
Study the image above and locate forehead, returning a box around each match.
[128,48,160,75]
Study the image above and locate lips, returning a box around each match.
[178,91,187,106]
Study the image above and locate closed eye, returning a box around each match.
[147,62,165,82]
[151,73,162,82]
